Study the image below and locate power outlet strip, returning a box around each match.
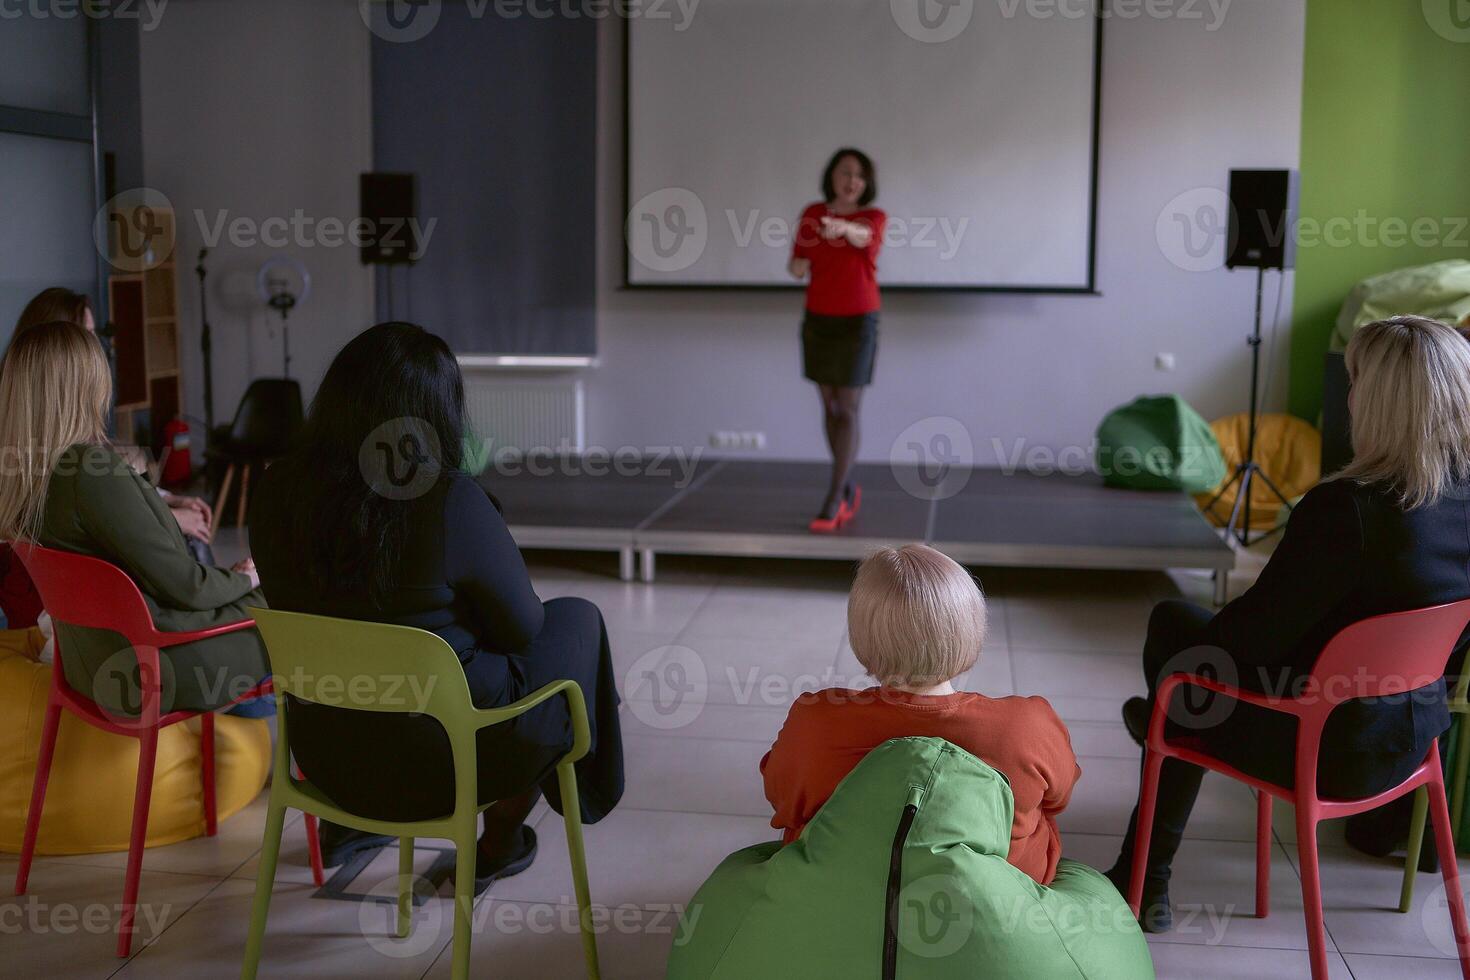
[709,430,767,451]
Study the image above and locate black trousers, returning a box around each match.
[1115,599,1429,885]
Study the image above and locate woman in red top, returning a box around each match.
[789,148,887,532]
[760,544,1081,885]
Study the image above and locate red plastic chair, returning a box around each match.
[10,542,324,957]
[1128,599,1470,980]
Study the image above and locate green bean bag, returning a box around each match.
[1095,394,1227,493]
[1333,259,1470,350]
[668,738,1153,980]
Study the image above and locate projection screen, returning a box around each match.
[625,0,1100,291]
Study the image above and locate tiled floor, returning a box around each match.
[5,542,1464,978]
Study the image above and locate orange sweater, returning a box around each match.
[760,687,1081,885]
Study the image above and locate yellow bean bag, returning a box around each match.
[1195,413,1322,530]
[0,628,271,855]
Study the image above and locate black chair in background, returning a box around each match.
[208,379,303,532]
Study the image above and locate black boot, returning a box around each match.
[1104,861,1172,933]
[1122,696,1149,748]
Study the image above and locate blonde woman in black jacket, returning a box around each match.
[1108,315,1470,932]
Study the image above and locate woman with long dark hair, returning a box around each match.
[249,322,624,885]
[790,148,886,532]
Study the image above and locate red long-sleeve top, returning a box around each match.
[792,203,886,316]
[761,687,1081,885]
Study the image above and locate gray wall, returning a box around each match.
[587,1,1305,465]
[136,0,1305,470]
[138,0,374,433]
[97,15,145,195]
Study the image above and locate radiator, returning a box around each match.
[461,371,585,457]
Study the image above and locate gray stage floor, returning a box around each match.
[479,457,1234,587]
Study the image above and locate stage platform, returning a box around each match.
[480,458,1235,599]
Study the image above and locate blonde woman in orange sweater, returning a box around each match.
[761,544,1081,885]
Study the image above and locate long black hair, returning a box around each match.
[277,321,465,604]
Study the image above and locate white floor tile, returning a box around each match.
[540,579,716,641]
[1007,595,1155,653]
[618,734,770,816]
[1048,694,1136,724]
[619,700,791,744]
[1058,756,1263,843]
[1283,843,1466,959]
[622,632,844,710]
[113,875,449,980]
[1011,647,1148,702]
[486,806,775,910]
[1344,952,1469,978]
[0,857,223,975]
[1068,720,1144,760]
[228,808,338,884]
[607,628,687,673]
[420,899,676,980]
[667,631,845,703]
[1145,940,1352,979]
[1061,833,1327,951]
[45,792,297,880]
[680,586,848,645]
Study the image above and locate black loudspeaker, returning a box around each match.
[1226,168,1299,270]
[359,172,418,265]
[1321,351,1353,475]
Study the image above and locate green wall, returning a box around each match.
[1289,0,1470,419]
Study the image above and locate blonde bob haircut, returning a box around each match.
[1339,315,1470,509]
[0,320,112,542]
[847,543,988,687]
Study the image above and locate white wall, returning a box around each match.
[138,0,373,437]
[588,0,1305,465]
[135,1,1305,470]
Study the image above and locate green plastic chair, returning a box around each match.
[240,608,600,979]
[1401,669,1470,912]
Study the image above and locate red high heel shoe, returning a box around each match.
[836,483,862,527]
[808,509,842,534]
[809,492,844,534]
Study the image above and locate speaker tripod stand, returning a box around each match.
[1202,264,1293,549]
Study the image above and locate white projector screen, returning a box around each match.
[625,0,1100,291]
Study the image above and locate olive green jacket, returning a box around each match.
[39,444,268,713]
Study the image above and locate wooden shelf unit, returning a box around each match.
[108,205,183,453]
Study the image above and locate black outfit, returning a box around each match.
[801,311,879,387]
[1117,477,1470,886]
[249,467,623,825]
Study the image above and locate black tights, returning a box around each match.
[817,384,863,517]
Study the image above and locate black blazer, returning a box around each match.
[1203,476,1470,756]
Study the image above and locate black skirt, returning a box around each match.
[802,311,879,387]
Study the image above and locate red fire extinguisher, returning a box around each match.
[160,418,193,490]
